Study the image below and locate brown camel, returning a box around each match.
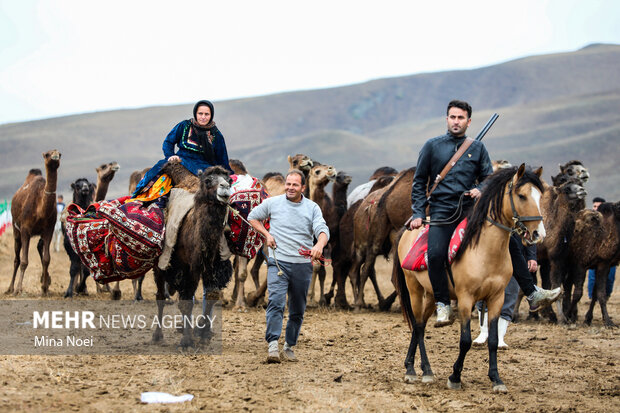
[94,161,120,202]
[551,160,590,186]
[511,176,587,321]
[583,201,620,327]
[7,150,61,295]
[332,171,352,220]
[288,154,315,197]
[306,164,338,306]
[128,167,150,195]
[325,174,397,309]
[349,167,415,310]
[152,166,232,347]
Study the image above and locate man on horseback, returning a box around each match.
[410,100,560,327]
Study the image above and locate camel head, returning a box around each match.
[309,164,337,187]
[197,166,232,204]
[335,171,352,186]
[43,149,61,168]
[71,178,95,202]
[557,177,587,202]
[369,166,398,180]
[287,154,314,172]
[491,159,512,172]
[96,161,120,184]
[555,160,589,185]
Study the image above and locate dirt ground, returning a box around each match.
[0,228,618,412]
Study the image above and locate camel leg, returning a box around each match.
[594,266,617,328]
[318,265,327,306]
[111,281,121,300]
[308,263,320,307]
[14,233,32,295]
[7,231,23,294]
[64,253,82,298]
[250,253,264,290]
[355,251,378,309]
[151,269,167,343]
[231,256,239,303]
[247,279,267,307]
[567,268,586,324]
[233,257,249,311]
[584,294,597,326]
[38,233,52,295]
[132,276,144,301]
[178,277,199,349]
[332,259,351,309]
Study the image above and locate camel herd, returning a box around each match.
[5,150,620,332]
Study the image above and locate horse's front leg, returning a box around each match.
[487,317,508,392]
[447,318,471,390]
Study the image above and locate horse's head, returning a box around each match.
[504,164,546,245]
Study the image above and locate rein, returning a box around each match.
[486,180,542,243]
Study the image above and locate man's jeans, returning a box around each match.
[265,258,312,346]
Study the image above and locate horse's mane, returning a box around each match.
[454,166,544,261]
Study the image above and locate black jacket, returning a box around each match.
[411,131,493,220]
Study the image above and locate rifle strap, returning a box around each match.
[426,137,475,199]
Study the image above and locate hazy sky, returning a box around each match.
[1,0,619,125]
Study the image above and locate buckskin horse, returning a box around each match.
[393,164,545,392]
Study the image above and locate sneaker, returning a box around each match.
[434,302,455,327]
[281,344,298,362]
[527,286,561,312]
[267,340,280,364]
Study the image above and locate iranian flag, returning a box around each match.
[0,200,11,237]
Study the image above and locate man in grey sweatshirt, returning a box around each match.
[248,169,329,363]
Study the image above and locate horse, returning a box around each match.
[393,164,545,392]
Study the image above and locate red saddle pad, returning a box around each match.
[401,218,468,271]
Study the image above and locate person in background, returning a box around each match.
[53,194,66,252]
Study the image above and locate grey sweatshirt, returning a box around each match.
[248,194,330,263]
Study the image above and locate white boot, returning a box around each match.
[473,311,488,346]
[498,318,509,349]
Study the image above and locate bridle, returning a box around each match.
[486,180,543,244]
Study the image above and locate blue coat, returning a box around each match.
[133,120,232,196]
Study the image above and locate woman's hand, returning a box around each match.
[168,155,181,163]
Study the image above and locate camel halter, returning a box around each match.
[486,180,543,243]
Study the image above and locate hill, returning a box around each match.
[0,44,618,202]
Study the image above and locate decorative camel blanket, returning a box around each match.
[401,218,468,271]
[66,196,165,284]
[227,174,268,259]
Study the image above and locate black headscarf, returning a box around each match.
[191,100,217,165]
[193,100,214,121]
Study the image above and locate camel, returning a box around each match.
[151,166,232,348]
[347,166,398,208]
[62,178,96,298]
[583,201,620,327]
[325,174,397,309]
[128,167,150,195]
[288,154,314,197]
[7,150,61,295]
[332,171,352,220]
[348,167,415,310]
[307,164,338,306]
[551,160,590,186]
[94,162,120,202]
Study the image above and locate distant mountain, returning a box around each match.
[0,44,618,202]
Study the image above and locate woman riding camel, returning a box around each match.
[133,100,233,196]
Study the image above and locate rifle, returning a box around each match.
[475,112,499,141]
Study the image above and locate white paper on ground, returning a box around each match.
[140,392,194,403]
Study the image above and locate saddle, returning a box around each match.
[401,218,468,271]
[66,197,165,284]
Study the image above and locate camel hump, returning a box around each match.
[28,168,42,176]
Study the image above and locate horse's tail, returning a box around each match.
[392,228,415,332]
